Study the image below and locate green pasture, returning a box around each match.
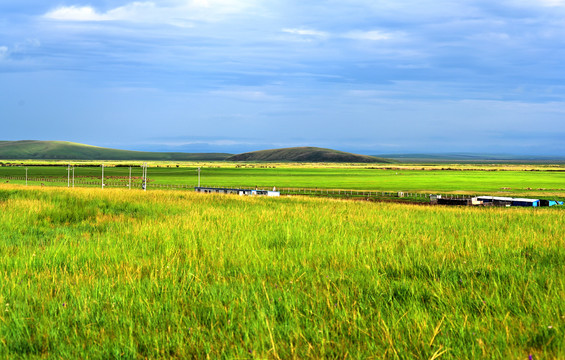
[0,185,563,358]
[1,165,564,198]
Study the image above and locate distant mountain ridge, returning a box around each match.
[0,141,231,161]
[0,141,391,163]
[376,153,565,162]
[227,147,392,163]
[3,141,560,163]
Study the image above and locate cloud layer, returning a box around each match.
[43,0,257,24]
[0,0,564,154]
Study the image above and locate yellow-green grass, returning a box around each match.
[2,159,565,171]
[0,184,563,358]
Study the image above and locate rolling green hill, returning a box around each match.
[227,147,392,163]
[0,141,231,161]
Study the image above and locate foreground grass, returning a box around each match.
[0,185,563,359]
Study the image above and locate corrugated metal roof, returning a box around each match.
[477,196,513,201]
[477,196,540,203]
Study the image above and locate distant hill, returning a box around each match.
[0,141,231,161]
[227,147,392,163]
[375,153,565,163]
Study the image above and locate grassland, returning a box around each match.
[0,184,563,359]
[1,163,564,199]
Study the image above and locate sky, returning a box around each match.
[1,0,565,155]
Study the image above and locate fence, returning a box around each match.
[0,175,477,202]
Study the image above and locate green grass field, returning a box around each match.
[1,164,564,199]
[0,185,563,358]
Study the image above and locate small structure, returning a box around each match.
[431,195,563,208]
[476,196,539,207]
[511,198,540,207]
[195,187,280,197]
[435,197,483,206]
[476,196,513,207]
[437,198,473,206]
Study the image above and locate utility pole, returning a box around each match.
[67,164,70,188]
[198,167,201,187]
[142,163,147,191]
[25,167,28,186]
[129,166,132,190]
[101,164,104,189]
[72,167,75,188]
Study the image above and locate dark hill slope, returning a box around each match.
[0,141,231,161]
[227,147,391,163]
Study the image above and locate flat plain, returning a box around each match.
[1,162,564,199]
[0,179,563,359]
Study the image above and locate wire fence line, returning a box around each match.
[0,175,478,201]
[0,176,189,189]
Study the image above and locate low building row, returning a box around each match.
[432,195,563,207]
[195,187,280,197]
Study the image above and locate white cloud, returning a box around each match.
[0,46,8,60]
[0,40,41,62]
[343,30,393,41]
[43,0,256,24]
[44,6,110,21]
[537,0,565,6]
[511,0,565,7]
[14,39,41,52]
[280,28,397,43]
[467,32,510,41]
[107,2,162,23]
[184,0,255,13]
[282,28,329,37]
[346,89,407,98]
[211,89,282,101]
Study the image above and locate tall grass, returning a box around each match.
[0,185,563,359]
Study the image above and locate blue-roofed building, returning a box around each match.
[539,200,562,207]
[510,198,540,207]
[476,196,513,206]
[476,196,540,207]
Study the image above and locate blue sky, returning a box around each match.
[1,0,564,155]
